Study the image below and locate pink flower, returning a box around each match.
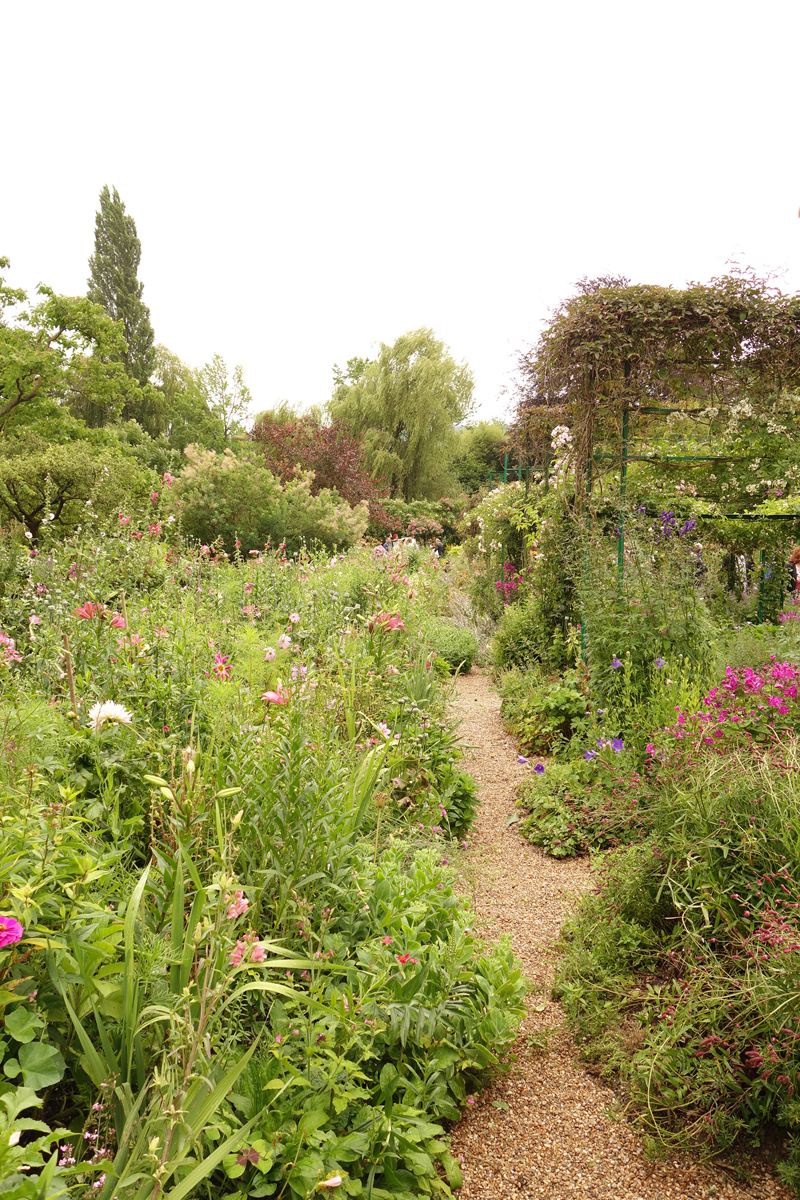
[261,685,290,705]
[645,743,656,755]
[76,601,101,619]
[277,634,292,650]
[319,1178,342,1189]
[118,513,131,525]
[289,612,300,623]
[250,942,266,963]
[213,653,231,680]
[381,936,393,944]
[163,472,175,485]
[151,492,159,503]
[264,647,276,661]
[0,915,24,947]
[466,1097,475,1106]
[109,613,126,629]
[153,625,168,638]
[368,612,406,634]
[244,583,254,594]
[226,890,249,919]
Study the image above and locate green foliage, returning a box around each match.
[171,445,367,554]
[192,353,252,444]
[87,185,156,391]
[0,531,521,1197]
[331,328,474,500]
[0,438,155,540]
[580,510,716,706]
[500,670,587,755]
[0,256,140,434]
[451,421,507,494]
[421,618,478,674]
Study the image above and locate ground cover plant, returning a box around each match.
[0,517,526,1199]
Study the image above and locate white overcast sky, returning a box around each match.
[3,0,800,423]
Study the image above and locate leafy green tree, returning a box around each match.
[87,185,156,390]
[0,438,154,540]
[152,345,224,451]
[194,353,252,444]
[451,420,507,492]
[0,256,137,434]
[330,329,474,500]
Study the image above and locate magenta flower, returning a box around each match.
[261,685,290,705]
[0,915,23,947]
[213,652,231,680]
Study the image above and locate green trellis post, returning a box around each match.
[758,549,766,624]
[617,408,629,587]
[580,452,593,662]
[504,452,508,484]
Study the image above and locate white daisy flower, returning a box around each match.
[88,701,133,733]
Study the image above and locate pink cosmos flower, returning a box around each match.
[277,634,292,650]
[0,915,24,947]
[289,612,300,623]
[264,647,276,661]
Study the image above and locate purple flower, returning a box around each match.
[517,755,527,765]
[583,750,597,761]
[534,763,545,775]
[654,657,664,668]
[611,656,622,670]
[679,518,697,537]
[611,737,624,753]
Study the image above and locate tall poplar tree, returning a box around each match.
[87,186,155,387]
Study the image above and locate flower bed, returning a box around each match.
[0,532,525,1197]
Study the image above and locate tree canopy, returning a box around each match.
[330,329,474,500]
[0,256,139,435]
[87,185,155,389]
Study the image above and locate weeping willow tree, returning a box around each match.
[330,328,474,499]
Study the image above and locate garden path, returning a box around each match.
[447,669,789,1200]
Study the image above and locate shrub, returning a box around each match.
[500,669,588,754]
[422,618,479,673]
[171,445,367,554]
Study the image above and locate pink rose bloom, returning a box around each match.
[0,915,23,947]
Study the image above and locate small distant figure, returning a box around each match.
[434,537,445,559]
[787,546,800,593]
[382,534,392,552]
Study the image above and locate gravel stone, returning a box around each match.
[447,669,790,1200]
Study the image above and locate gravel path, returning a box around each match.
[447,669,790,1200]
